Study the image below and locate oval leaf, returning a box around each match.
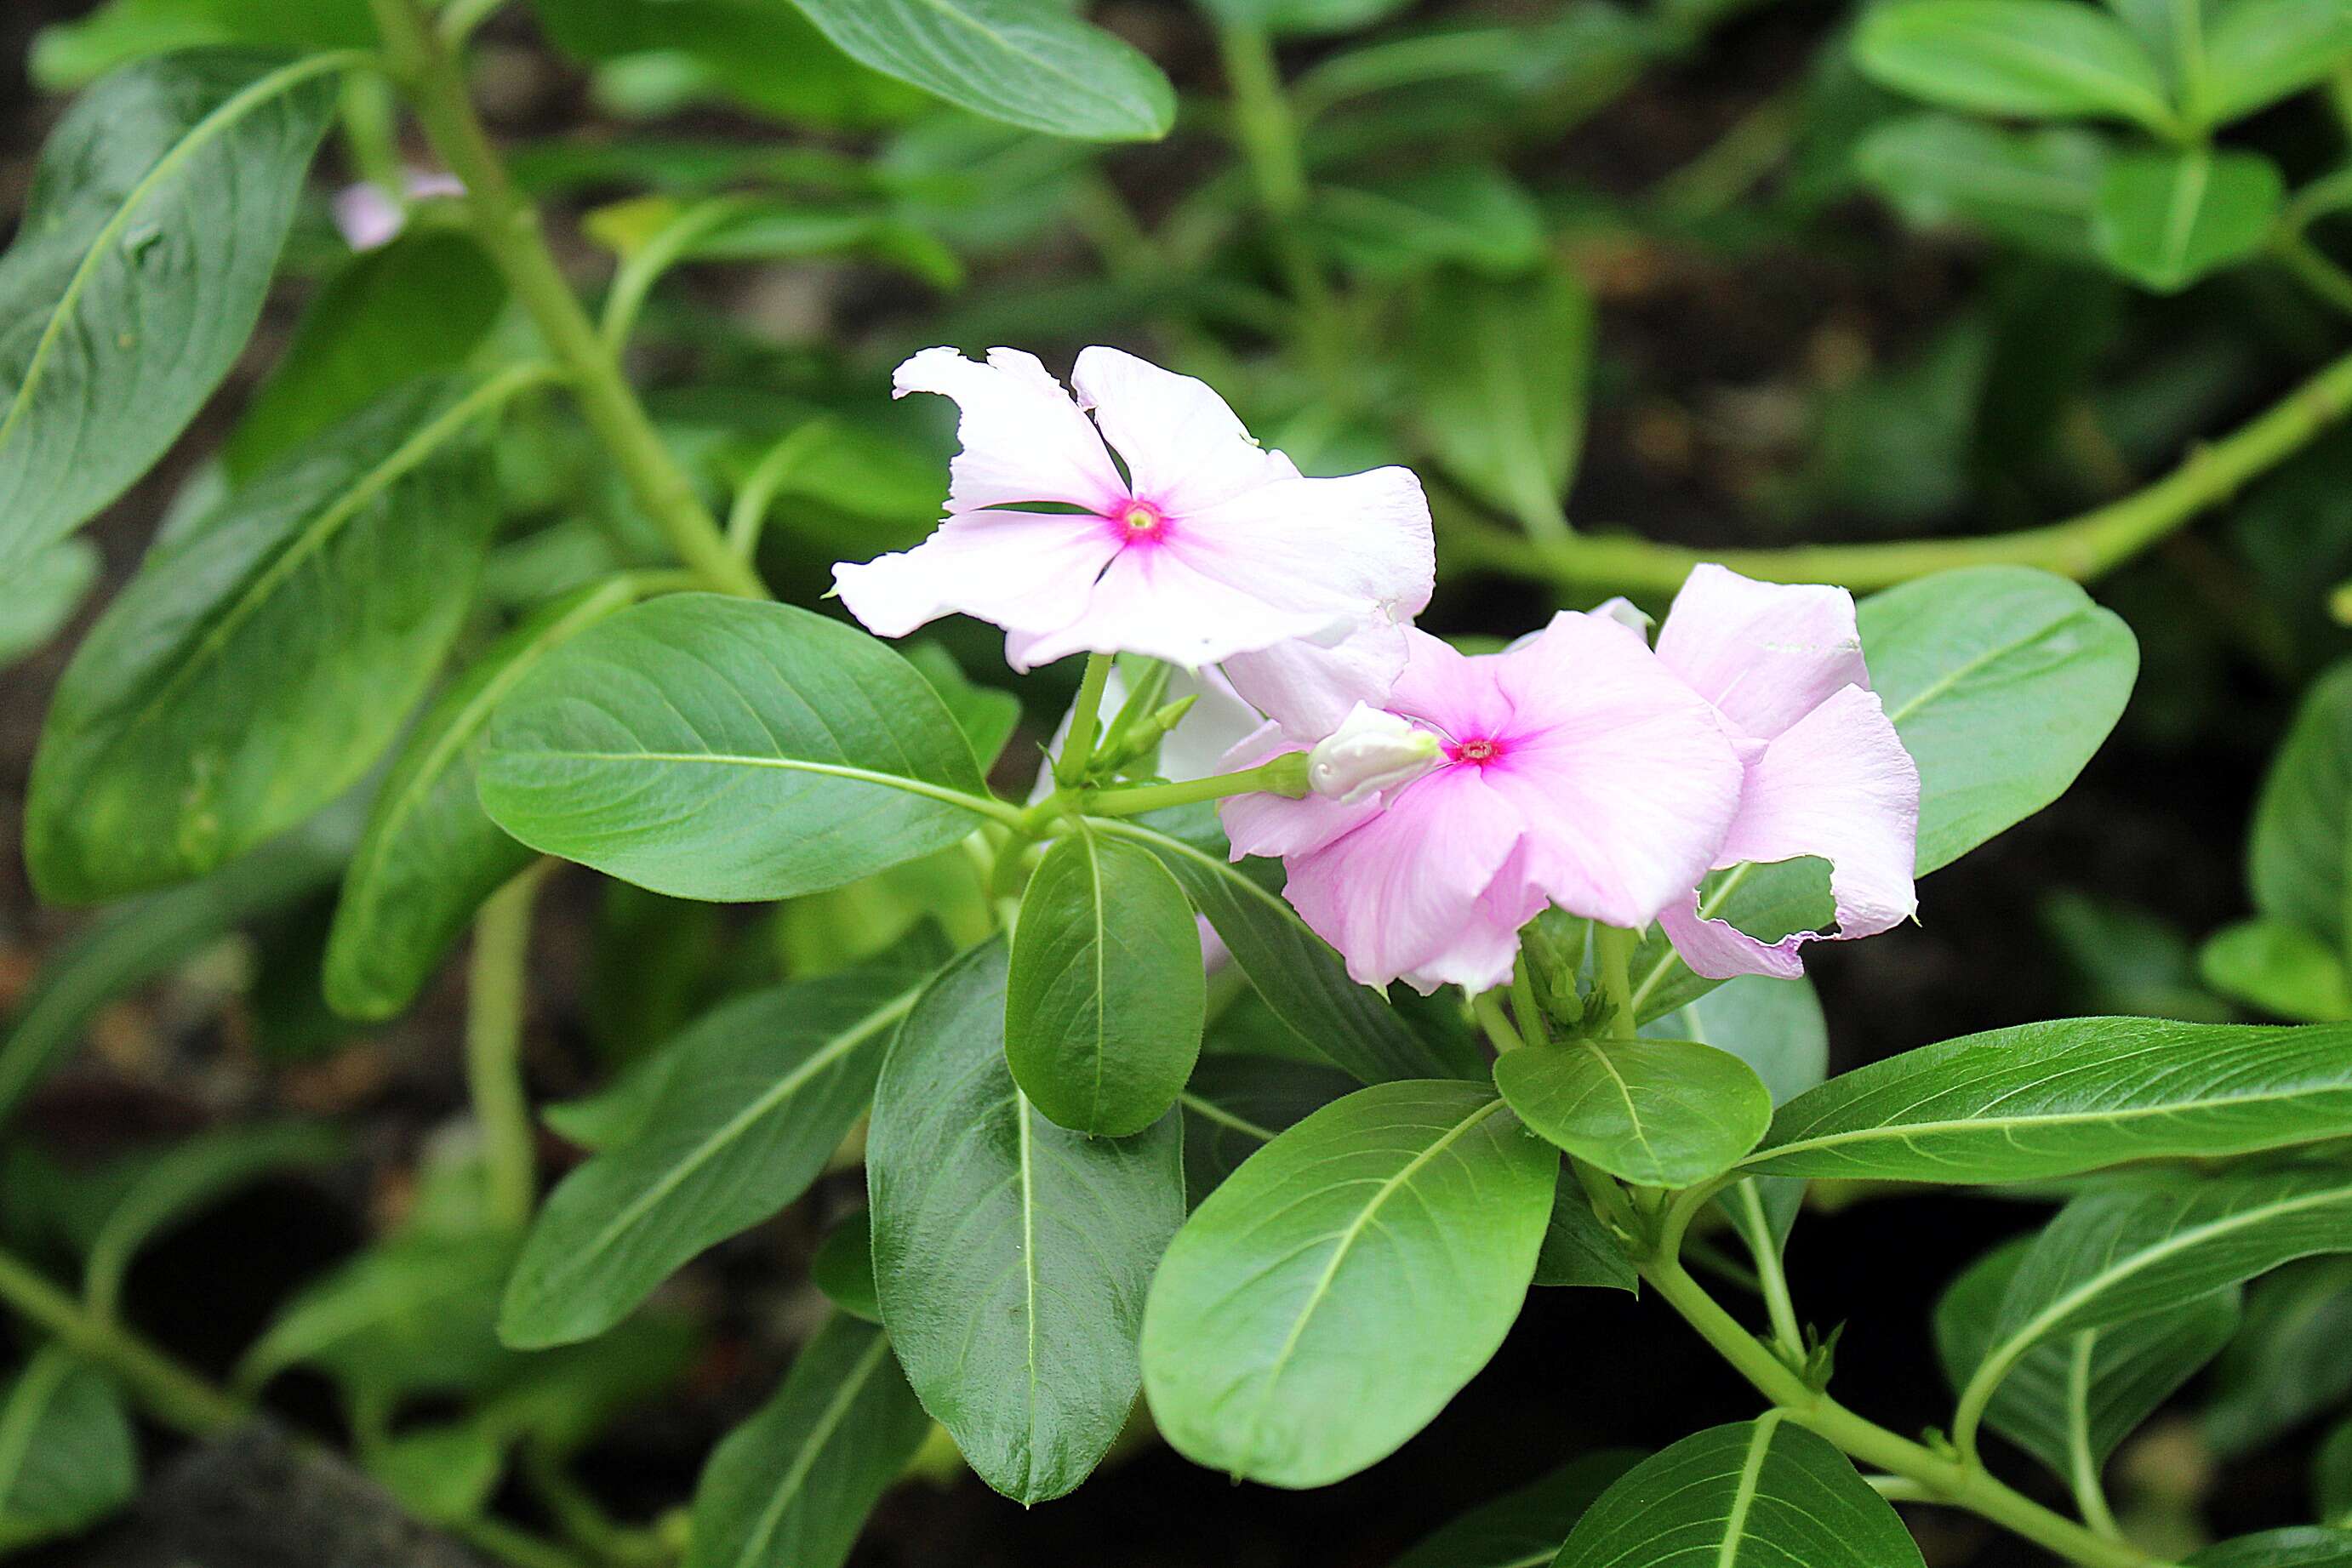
[869,938,1185,1504]
[1552,1417,1925,1568]
[2093,148,2283,294]
[1007,827,1204,1137]
[2193,1531,2352,1568]
[1495,1038,1773,1189]
[2248,660,2352,952]
[477,595,998,903]
[2200,919,2352,1023]
[1141,1080,1554,1488]
[1853,0,2175,131]
[0,1353,136,1553]
[26,378,499,903]
[1746,1017,2352,1182]
[0,50,340,573]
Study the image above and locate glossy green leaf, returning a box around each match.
[1937,1236,2237,1483]
[1855,114,2109,262]
[2250,662,2352,953]
[1097,808,1475,1084]
[226,229,507,480]
[2201,1258,2352,1456]
[785,0,1177,141]
[810,1211,882,1325]
[1007,828,1203,1137]
[1394,1451,1642,1568]
[2200,0,2352,125]
[1313,166,1546,278]
[2202,920,2352,1023]
[501,949,942,1348]
[1410,265,1592,536]
[1496,1038,1773,1189]
[0,1352,136,1552]
[478,596,998,903]
[31,0,374,87]
[1963,1170,2352,1422]
[1747,1017,2352,1181]
[0,51,340,573]
[26,378,500,904]
[1551,1417,1924,1568]
[2093,148,2283,294]
[326,580,637,1021]
[1179,1054,1356,1207]
[2194,1531,2352,1568]
[0,541,99,673]
[1646,974,1828,1108]
[869,939,1184,1503]
[1142,1080,1553,1488]
[1535,1176,1638,1291]
[685,1315,931,1568]
[1853,0,2176,130]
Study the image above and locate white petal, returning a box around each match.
[893,346,1124,514]
[1070,346,1291,513]
[832,510,1116,642]
[1654,563,1870,741]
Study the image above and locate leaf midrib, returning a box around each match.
[1717,1413,1784,1568]
[734,1328,894,1568]
[500,748,1019,825]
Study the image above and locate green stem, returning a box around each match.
[366,0,765,601]
[1590,924,1637,1037]
[726,418,837,560]
[1642,1257,2167,1568]
[600,192,764,351]
[2277,231,2352,319]
[1510,956,1551,1048]
[1441,345,2352,597]
[1054,653,1120,789]
[1473,990,1527,1054]
[1081,755,1310,817]
[460,1516,599,1568]
[2065,1337,2126,1540]
[437,0,511,47]
[0,1246,243,1436]
[1731,1179,1805,1362]
[468,865,545,1233]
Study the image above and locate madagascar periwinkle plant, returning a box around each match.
[11,0,2352,1564]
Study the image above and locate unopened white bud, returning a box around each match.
[1307,704,1443,804]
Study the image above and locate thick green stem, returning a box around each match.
[1054,653,1118,788]
[1641,1257,2169,1568]
[1443,345,2352,597]
[1590,924,1638,1037]
[1730,1179,1805,1361]
[467,865,545,1234]
[1081,755,1310,818]
[0,1246,243,1436]
[366,0,764,600]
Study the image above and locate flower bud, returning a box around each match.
[1307,704,1442,804]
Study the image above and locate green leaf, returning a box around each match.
[26,377,500,903]
[1936,1236,2238,1484]
[0,541,100,673]
[2201,920,2352,1023]
[2092,148,2283,294]
[810,1211,882,1324]
[2194,1531,2352,1568]
[1853,0,2176,131]
[1394,1451,1642,1568]
[1646,974,1829,1108]
[1096,808,1475,1084]
[1750,1016,2352,1181]
[868,939,1185,1503]
[2250,662,2352,953]
[240,1233,522,1400]
[1552,1417,1924,1568]
[226,230,507,480]
[1141,1080,1554,1488]
[1855,113,2110,262]
[0,51,341,573]
[684,1315,931,1568]
[500,950,941,1348]
[1409,265,1592,536]
[366,1422,504,1525]
[1312,166,1547,278]
[1199,0,1417,37]
[784,0,1177,141]
[0,1353,136,1552]
[325,580,638,1021]
[2201,1258,2352,1456]
[903,642,1020,773]
[2316,1423,2352,1524]
[2200,0,2352,125]
[31,0,374,88]
[478,596,999,903]
[1495,1039,1773,1189]
[1534,1176,1638,1291]
[1007,828,1203,1137]
[1179,1053,1356,1207]
[1964,1170,2352,1423]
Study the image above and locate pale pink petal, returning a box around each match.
[1223,616,1413,741]
[333,184,404,250]
[1282,767,1526,990]
[1396,845,1550,995]
[1664,686,1920,978]
[1478,613,1745,930]
[1387,628,1516,743]
[1007,543,1350,670]
[1218,722,1384,859]
[1175,467,1436,624]
[1070,347,1291,513]
[892,346,1125,514]
[1653,564,1870,740]
[832,510,1116,642]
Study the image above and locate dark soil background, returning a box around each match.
[0,0,2322,1562]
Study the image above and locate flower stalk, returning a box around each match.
[1080,754,1310,818]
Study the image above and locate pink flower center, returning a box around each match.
[1449,737,1504,766]
[1106,500,1169,549]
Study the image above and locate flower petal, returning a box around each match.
[1660,684,1921,979]
[1394,842,1550,995]
[1653,563,1870,740]
[832,509,1117,643]
[1281,766,1525,990]
[1479,613,1746,929]
[1217,721,1386,860]
[1223,615,1413,741]
[1007,542,1354,670]
[893,346,1124,514]
[1176,466,1436,626]
[1070,346,1291,513]
[1386,627,1516,743]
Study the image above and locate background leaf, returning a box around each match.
[2199,0,2352,125]
[1854,114,2109,262]
[1409,265,1592,535]
[2247,661,2352,956]
[1179,1053,1356,1207]
[0,1354,136,1553]
[1852,0,2175,130]
[2092,149,2283,294]
[2200,920,2352,1023]
[1495,1037,1773,1188]
[1393,1451,1641,1568]
[0,541,100,674]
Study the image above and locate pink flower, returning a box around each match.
[832,347,1434,677]
[332,169,465,251]
[1650,565,1921,979]
[1221,616,1745,995]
